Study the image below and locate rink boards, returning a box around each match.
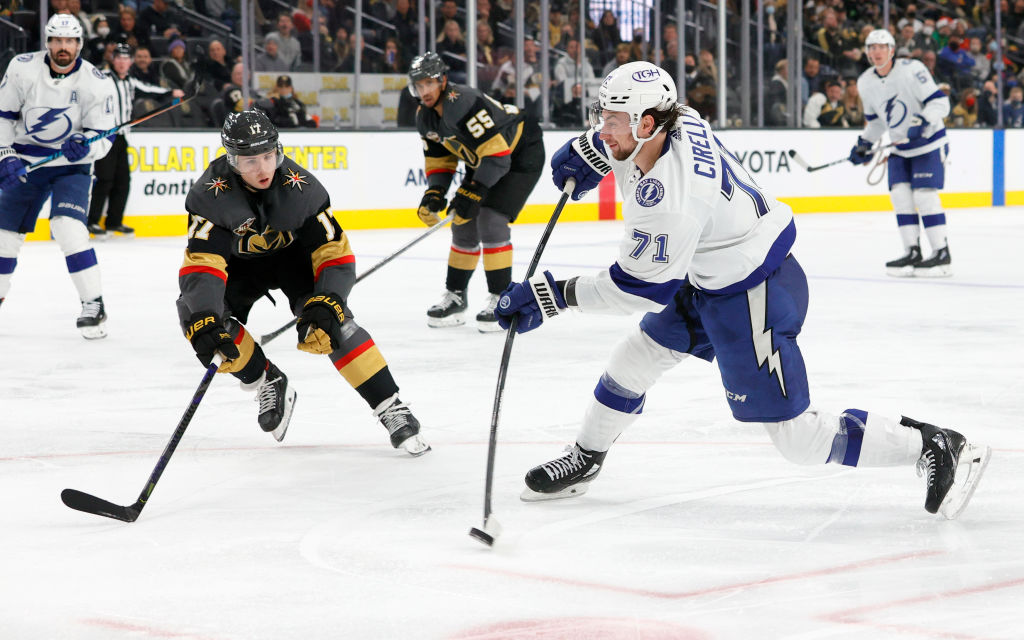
[26,127,1024,240]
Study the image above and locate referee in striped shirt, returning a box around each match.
[88,43,183,237]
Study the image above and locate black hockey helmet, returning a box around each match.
[113,42,132,58]
[220,109,284,172]
[407,52,449,98]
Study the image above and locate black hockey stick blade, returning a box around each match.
[61,488,140,522]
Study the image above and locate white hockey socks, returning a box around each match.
[764,409,921,467]
[0,229,24,300]
[51,216,102,302]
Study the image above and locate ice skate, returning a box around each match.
[244,362,297,442]
[76,296,107,340]
[885,245,922,277]
[475,293,503,333]
[374,394,430,456]
[426,289,466,328]
[906,417,991,519]
[521,443,607,501]
[87,224,107,240]
[107,224,135,236]
[914,246,952,278]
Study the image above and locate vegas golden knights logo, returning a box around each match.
[442,136,480,167]
[238,226,294,255]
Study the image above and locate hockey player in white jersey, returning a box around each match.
[495,61,989,519]
[851,29,952,277]
[0,14,117,338]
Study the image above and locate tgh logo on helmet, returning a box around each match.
[631,68,661,82]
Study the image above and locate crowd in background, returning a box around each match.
[2,0,1023,128]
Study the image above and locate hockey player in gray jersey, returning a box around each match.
[409,52,545,332]
[0,14,117,338]
[850,30,952,277]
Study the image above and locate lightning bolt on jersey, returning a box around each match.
[0,52,116,165]
[416,82,542,190]
[571,106,796,314]
[179,155,356,316]
[857,58,950,158]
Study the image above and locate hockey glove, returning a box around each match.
[185,311,239,369]
[61,133,90,163]
[906,114,927,141]
[296,293,346,355]
[551,131,611,200]
[0,148,27,191]
[495,271,567,334]
[417,187,447,226]
[447,180,488,223]
[848,136,873,166]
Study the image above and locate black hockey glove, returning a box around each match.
[185,311,239,368]
[296,293,346,355]
[848,136,873,166]
[447,180,489,223]
[417,187,447,226]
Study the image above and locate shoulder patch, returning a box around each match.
[92,67,106,79]
[635,178,665,207]
[16,53,32,63]
[282,168,308,190]
[205,176,231,196]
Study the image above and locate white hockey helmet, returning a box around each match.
[591,61,678,143]
[45,13,83,46]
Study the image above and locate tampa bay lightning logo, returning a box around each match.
[884,96,908,128]
[498,295,511,310]
[635,178,665,207]
[24,107,73,144]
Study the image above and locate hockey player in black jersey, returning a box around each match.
[176,110,429,455]
[410,52,545,332]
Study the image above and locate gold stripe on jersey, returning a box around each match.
[425,154,459,175]
[179,250,228,281]
[311,232,356,280]
[476,121,525,159]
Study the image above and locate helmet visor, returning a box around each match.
[588,101,632,136]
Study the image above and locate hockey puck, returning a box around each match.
[468,526,495,546]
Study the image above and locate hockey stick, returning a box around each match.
[788,139,907,173]
[60,358,221,522]
[469,178,575,548]
[258,215,456,345]
[28,63,207,173]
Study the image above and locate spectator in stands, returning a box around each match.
[160,39,193,92]
[804,79,848,128]
[391,0,418,51]
[938,36,976,90]
[766,58,789,126]
[551,80,584,127]
[815,9,857,75]
[331,27,351,69]
[268,13,302,70]
[221,62,252,113]
[548,3,568,50]
[978,79,1000,125]
[436,19,467,76]
[255,34,291,72]
[114,7,150,51]
[334,32,384,73]
[968,37,992,83]
[948,87,979,127]
[436,0,463,37]
[842,79,864,127]
[921,49,939,77]
[85,16,111,67]
[592,10,621,66]
[491,39,539,100]
[383,37,404,74]
[198,40,233,92]
[139,0,183,40]
[898,4,924,33]
[66,0,93,40]
[553,37,595,105]
[601,43,631,78]
[477,22,496,67]
[932,18,953,51]
[1005,85,1024,126]
[264,75,317,129]
[801,57,822,105]
[131,45,161,86]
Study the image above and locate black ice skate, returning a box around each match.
[246,362,297,442]
[373,394,431,456]
[427,289,467,328]
[87,224,107,239]
[475,293,503,333]
[885,245,922,277]
[107,225,135,236]
[903,417,991,519]
[521,443,607,502]
[914,246,952,278]
[76,296,107,340]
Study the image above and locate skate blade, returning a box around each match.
[520,482,592,502]
[476,319,503,333]
[427,313,466,328]
[939,443,991,520]
[913,265,953,278]
[79,324,108,340]
[399,434,431,456]
[271,388,298,442]
[886,266,916,278]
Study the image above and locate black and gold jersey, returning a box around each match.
[416,82,543,191]
[179,155,356,315]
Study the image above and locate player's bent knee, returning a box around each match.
[0,229,24,256]
[477,208,510,244]
[604,326,687,393]
[762,410,839,465]
[889,182,914,213]
[49,215,90,255]
[912,188,942,214]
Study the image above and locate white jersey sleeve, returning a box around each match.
[857,59,950,158]
[0,52,116,166]
[571,106,796,315]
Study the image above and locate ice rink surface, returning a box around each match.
[2,206,1022,639]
